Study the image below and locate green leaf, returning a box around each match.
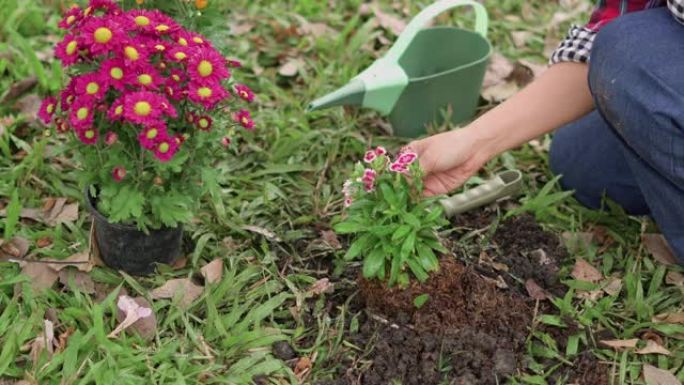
[345,234,372,261]
[369,225,396,237]
[334,221,364,234]
[363,247,385,279]
[407,259,428,282]
[149,192,193,228]
[388,255,401,287]
[391,225,412,242]
[400,231,417,260]
[414,294,429,309]
[108,185,144,224]
[401,212,420,228]
[424,206,443,223]
[416,243,440,272]
[3,189,20,239]
[379,182,398,207]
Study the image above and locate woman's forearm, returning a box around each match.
[467,62,594,158]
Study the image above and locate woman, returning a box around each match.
[409,0,684,264]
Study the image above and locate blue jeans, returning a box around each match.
[549,7,684,264]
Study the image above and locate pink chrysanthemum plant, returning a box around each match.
[39,0,256,231]
[334,147,448,287]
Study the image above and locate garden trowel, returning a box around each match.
[439,170,523,217]
[308,0,491,138]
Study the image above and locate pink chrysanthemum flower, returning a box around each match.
[100,59,126,90]
[125,9,160,34]
[69,97,95,129]
[79,17,123,56]
[188,48,230,82]
[112,166,126,182]
[227,59,242,68]
[125,64,163,90]
[363,150,377,163]
[55,119,70,134]
[123,91,170,125]
[168,69,186,85]
[234,109,255,130]
[188,82,228,109]
[153,133,179,162]
[55,34,80,66]
[58,6,83,29]
[221,136,231,148]
[74,73,109,100]
[165,46,192,63]
[105,131,118,145]
[234,84,254,102]
[160,99,177,118]
[138,122,167,150]
[60,81,76,111]
[77,127,99,145]
[196,115,212,131]
[38,97,58,124]
[396,151,418,166]
[121,42,150,66]
[147,10,181,36]
[88,0,122,15]
[107,97,125,121]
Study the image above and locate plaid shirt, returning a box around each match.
[551,0,684,63]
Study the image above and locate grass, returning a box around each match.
[1,0,683,384]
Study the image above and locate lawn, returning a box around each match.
[0,0,683,384]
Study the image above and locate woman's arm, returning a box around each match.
[409,62,593,196]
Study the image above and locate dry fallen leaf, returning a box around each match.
[47,251,93,272]
[602,277,623,296]
[21,263,59,292]
[201,259,224,284]
[320,230,341,249]
[58,268,95,294]
[653,312,684,324]
[307,278,332,296]
[115,296,156,340]
[151,278,203,308]
[525,279,550,301]
[15,94,42,124]
[666,271,684,286]
[277,58,305,78]
[243,225,282,241]
[229,21,254,36]
[511,31,533,48]
[0,76,38,103]
[56,326,75,353]
[371,4,406,36]
[642,234,678,266]
[0,237,30,259]
[483,52,515,89]
[36,236,53,248]
[29,319,54,363]
[571,258,603,284]
[294,355,313,380]
[636,340,671,356]
[643,364,682,385]
[109,295,154,339]
[0,198,79,227]
[599,338,639,349]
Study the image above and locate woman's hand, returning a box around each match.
[408,127,495,196]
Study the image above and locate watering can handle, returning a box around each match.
[386,0,489,63]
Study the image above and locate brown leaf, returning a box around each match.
[172,256,188,270]
[110,295,155,339]
[643,364,682,385]
[371,4,406,36]
[15,94,42,123]
[0,77,38,103]
[45,202,79,226]
[602,277,623,296]
[58,268,95,294]
[320,230,341,249]
[636,340,671,356]
[297,16,337,38]
[571,258,603,284]
[307,278,332,296]
[511,31,533,48]
[151,278,203,308]
[642,234,678,266]
[229,21,254,36]
[483,52,515,88]
[294,355,313,380]
[36,236,53,249]
[277,58,304,78]
[562,232,595,254]
[525,279,550,300]
[21,263,59,292]
[481,82,518,102]
[47,251,93,272]
[201,259,224,284]
[115,296,156,340]
[599,338,639,349]
[666,271,684,286]
[653,312,684,324]
[29,320,54,363]
[0,237,30,259]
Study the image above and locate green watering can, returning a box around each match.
[308,0,492,138]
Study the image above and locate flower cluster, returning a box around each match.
[39,0,255,177]
[343,146,418,208]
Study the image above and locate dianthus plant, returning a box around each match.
[38,0,256,231]
[334,147,448,287]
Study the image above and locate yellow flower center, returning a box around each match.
[178,37,188,46]
[66,41,78,55]
[155,44,165,51]
[46,104,54,114]
[197,60,213,77]
[86,82,99,95]
[197,87,212,98]
[85,130,95,139]
[174,52,187,60]
[66,15,76,25]
[193,37,204,44]
[146,128,158,139]
[134,101,151,116]
[240,91,248,99]
[110,67,123,80]
[242,117,249,125]
[94,27,113,44]
[125,46,140,61]
[134,15,150,26]
[76,107,89,120]
[115,105,123,115]
[138,74,153,85]
[199,118,209,128]
[156,24,169,32]
[158,142,169,153]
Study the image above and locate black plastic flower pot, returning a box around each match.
[84,187,183,276]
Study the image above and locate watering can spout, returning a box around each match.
[307,79,365,112]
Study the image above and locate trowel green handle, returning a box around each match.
[385,0,489,63]
[440,170,523,218]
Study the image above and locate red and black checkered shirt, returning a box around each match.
[551,0,684,63]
